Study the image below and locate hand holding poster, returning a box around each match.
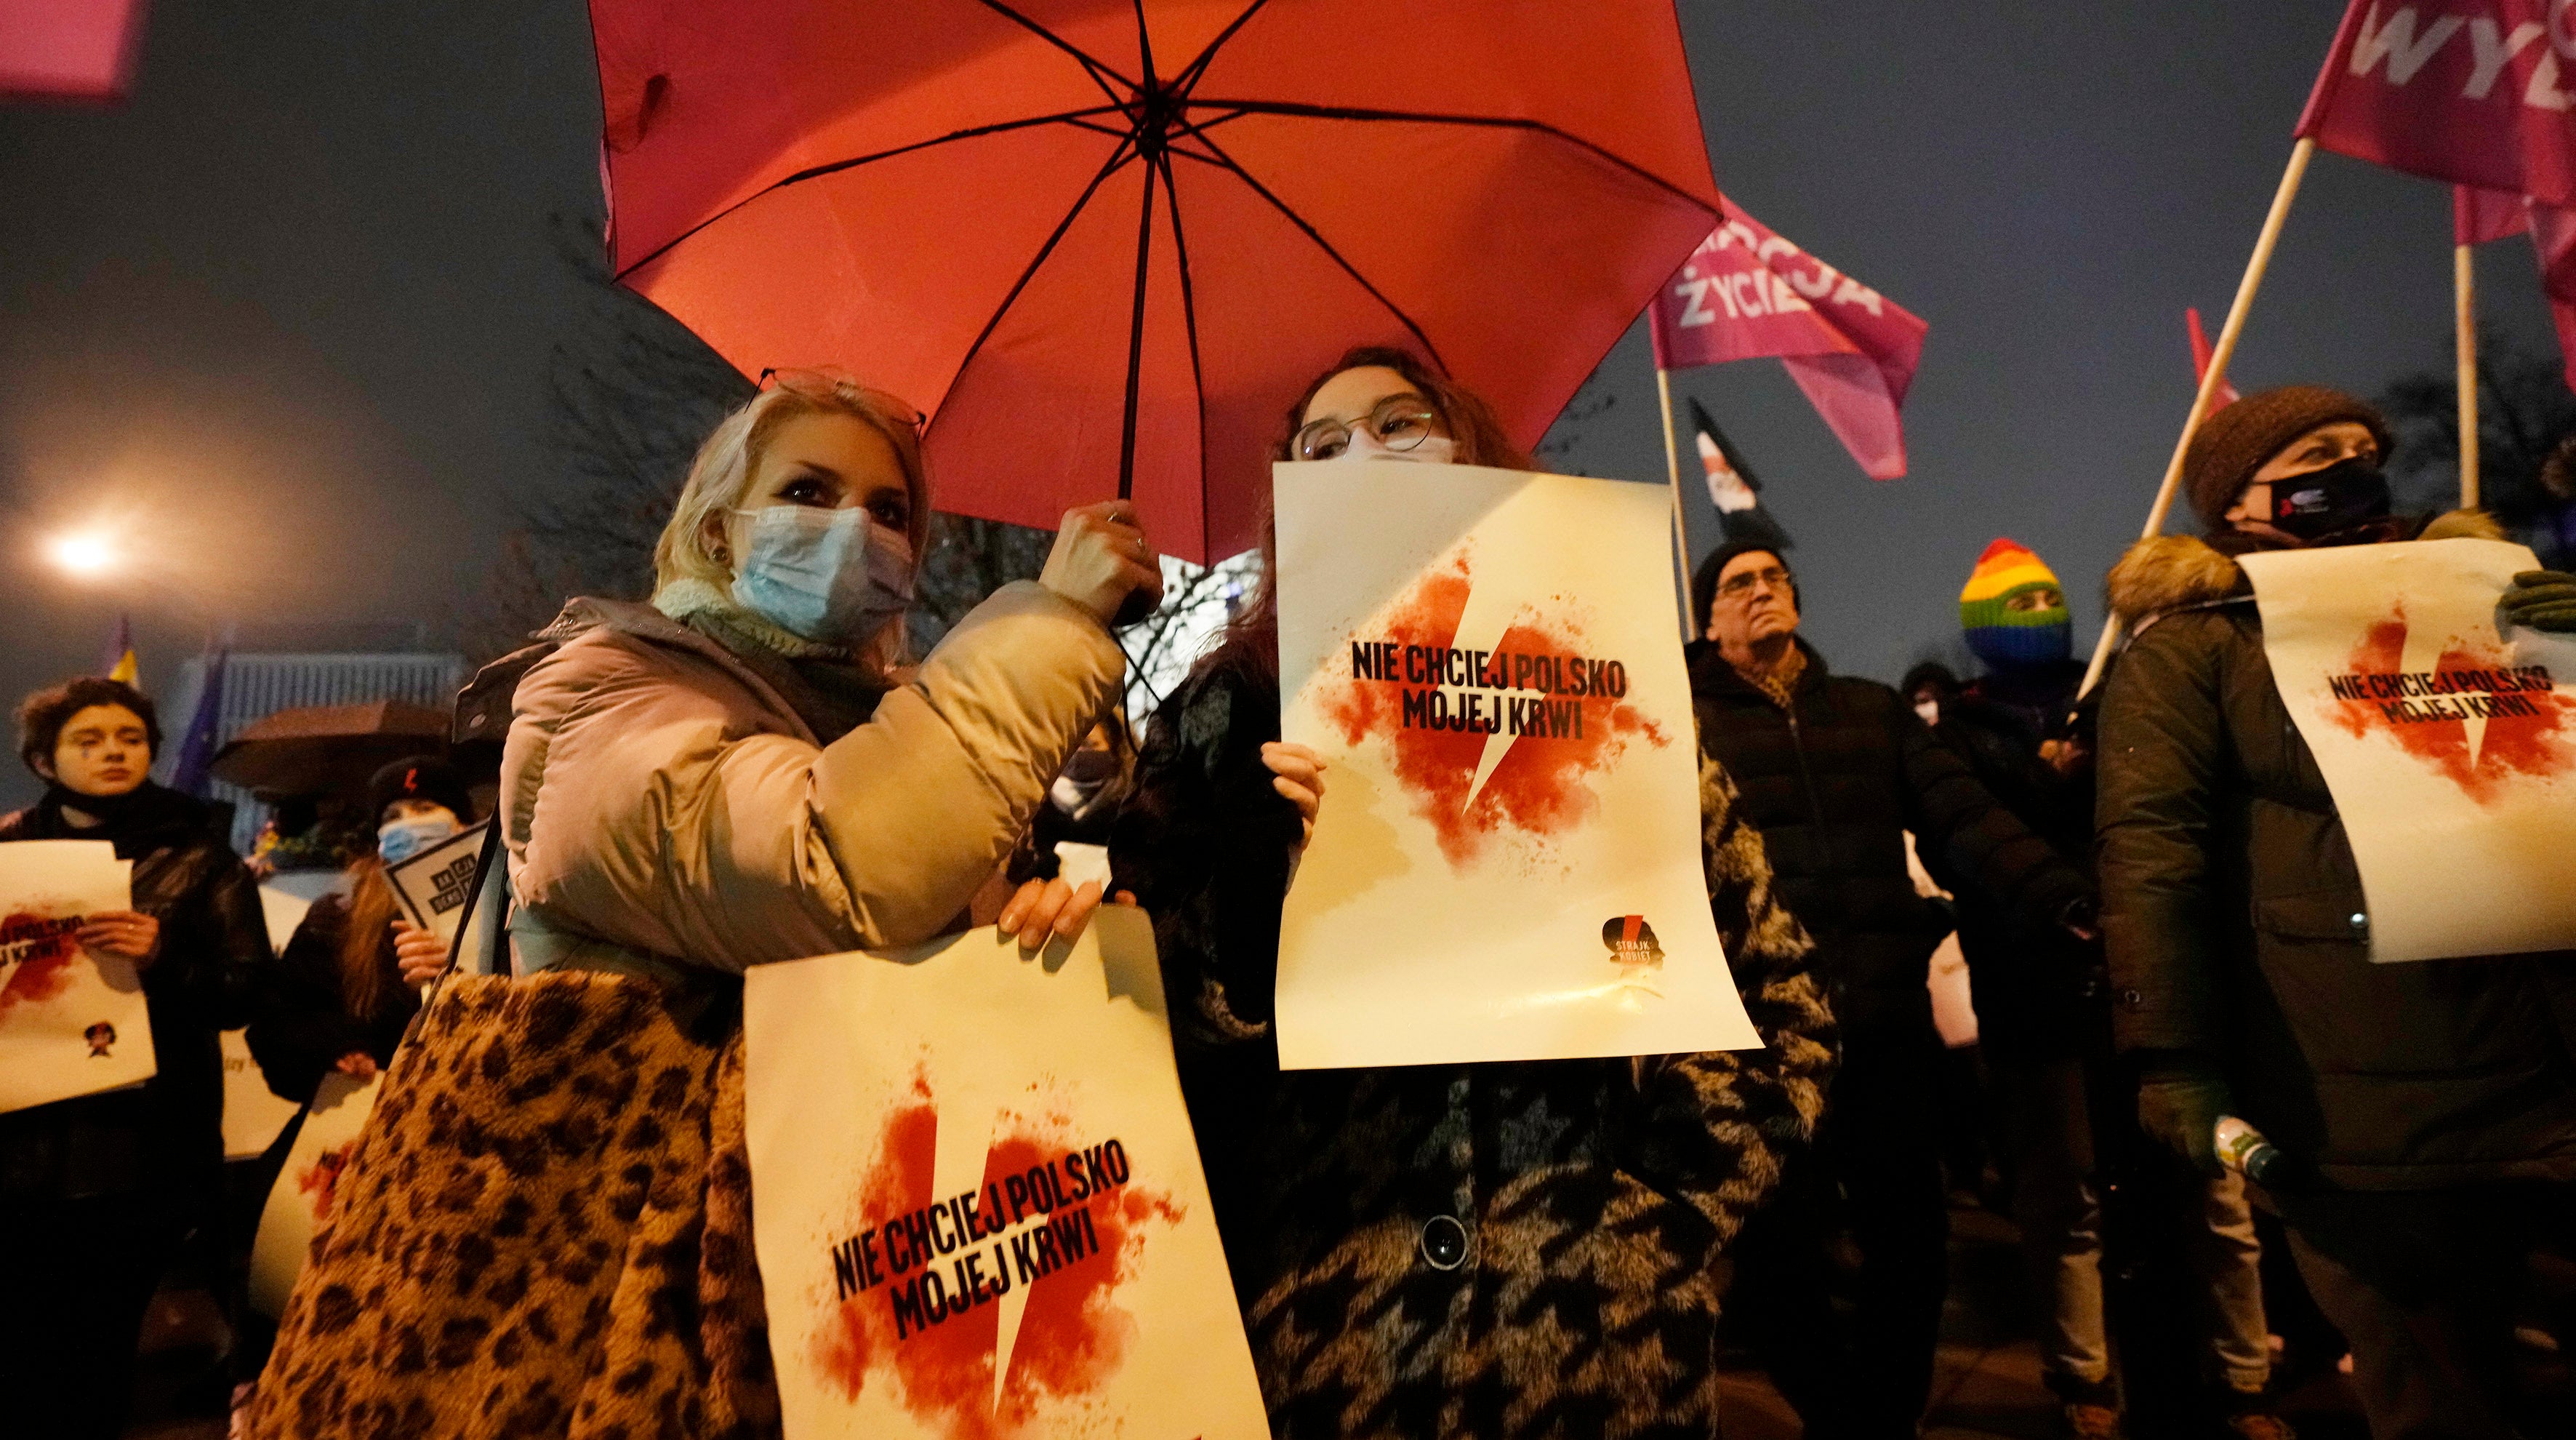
[248,1068,381,1316]
[0,839,154,1113]
[1273,459,1760,1069]
[744,908,1267,1440]
[2241,537,2576,961]
[386,819,491,951]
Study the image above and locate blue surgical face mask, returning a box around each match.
[729,506,916,645]
[379,812,459,865]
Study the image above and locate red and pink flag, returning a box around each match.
[1648,198,1928,481]
[1,0,148,101]
[2455,183,2576,389]
[2295,2,2576,204]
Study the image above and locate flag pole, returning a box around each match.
[1656,366,1695,643]
[2078,137,2317,699]
[2455,240,2481,510]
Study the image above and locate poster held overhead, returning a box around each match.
[1273,459,1760,1070]
[2239,538,2576,962]
[744,908,1267,1440]
[0,839,153,1113]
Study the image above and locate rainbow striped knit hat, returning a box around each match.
[1959,537,2070,668]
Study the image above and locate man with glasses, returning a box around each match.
[1686,539,2098,1439]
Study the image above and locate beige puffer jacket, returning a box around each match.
[500,581,1124,975]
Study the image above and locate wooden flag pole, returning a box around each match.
[2455,241,2481,510]
[2077,137,2318,699]
[1656,366,1696,643]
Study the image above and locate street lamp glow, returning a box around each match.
[47,531,119,579]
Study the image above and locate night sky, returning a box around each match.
[0,2,2557,812]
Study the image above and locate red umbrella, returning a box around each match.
[593,1,1720,564]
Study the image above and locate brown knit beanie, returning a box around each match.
[2183,385,2394,533]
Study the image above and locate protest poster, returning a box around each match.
[221,1028,302,1160]
[387,820,490,955]
[744,908,1267,1440]
[1272,459,1760,1070]
[2240,537,2576,961]
[0,839,153,1113]
[248,1068,380,1317]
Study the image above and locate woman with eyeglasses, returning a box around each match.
[247,370,1158,1436]
[1111,347,1835,1439]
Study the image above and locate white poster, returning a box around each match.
[0,839,153,1113]
[387,820,490,952]
[248,1068,380,1317]
[744,908,1267,1440]
[221,1028,302,1160]
[1273,459,1759,1068]
[2241,537,2576,962]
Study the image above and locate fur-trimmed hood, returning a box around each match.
[2106,509,2506,623]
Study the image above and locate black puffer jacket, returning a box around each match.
[1689,639,2095,1041]
[2099,519,2576,1188]
[0,783,270,1213]
[1928,687,2106,1057]
[1112,657,1836,1439]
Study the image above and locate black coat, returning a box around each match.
[246,889,418,1108]
[1928,687,2106,1057]
[0,784,270,1212]
[1688,639,2094,1042]
[1110,657,1837,1438]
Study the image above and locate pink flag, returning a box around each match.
[2295,2,2576,204]
[1648,199,1928,481]
[2186,308,2244,410]
[2455,183,2576,391]
[1,0,148,101]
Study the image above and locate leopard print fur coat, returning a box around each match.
[246,971,782,1439]
[1111,660,1838,1439]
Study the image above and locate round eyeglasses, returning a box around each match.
[1295,393,1443,462]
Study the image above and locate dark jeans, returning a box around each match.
[0,1192,182,1440]
[2284,1183,2574,1440]
[1727,1025,1951,1439]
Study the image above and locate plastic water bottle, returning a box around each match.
[2213,1116,2285,1185]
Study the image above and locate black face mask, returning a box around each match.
[2268,455,2391,539]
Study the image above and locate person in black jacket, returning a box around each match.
[247,759,466,1107]
[1690,539,2097,1439]
[0,676,271,1440]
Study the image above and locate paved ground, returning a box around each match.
[126,1196,2566,1439]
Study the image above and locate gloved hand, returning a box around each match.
[2136,1058,2232,1178]
[2500,570,2576,633]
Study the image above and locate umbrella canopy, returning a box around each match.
[593,0,1721,563]
[209,700,449,796]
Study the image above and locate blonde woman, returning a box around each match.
[249,370,1157,1437]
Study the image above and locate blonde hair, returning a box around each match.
[651,382,935,594]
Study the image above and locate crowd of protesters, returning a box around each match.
[2,358,2572,1440]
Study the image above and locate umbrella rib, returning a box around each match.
[1186,98,1720,215]
[926,137,1142,443]
[1155,150,1213,561]
[1166,135,1447,373]
[612,105,1129,281]
[1116,154,1157,500]
[1171,0,1274,97]
[1131,0,1157,84]
[968,0,1139,102]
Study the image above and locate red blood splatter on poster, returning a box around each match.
[294,1141,359,1222]
[814,1074,1180,1437]
[1318,553,1669,868]
[2324,609,2576,804]
[0,909,87,1015]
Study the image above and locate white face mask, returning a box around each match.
[729,507,915,645]
[1337,431,1455,465]
[1914,700,1941,727]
